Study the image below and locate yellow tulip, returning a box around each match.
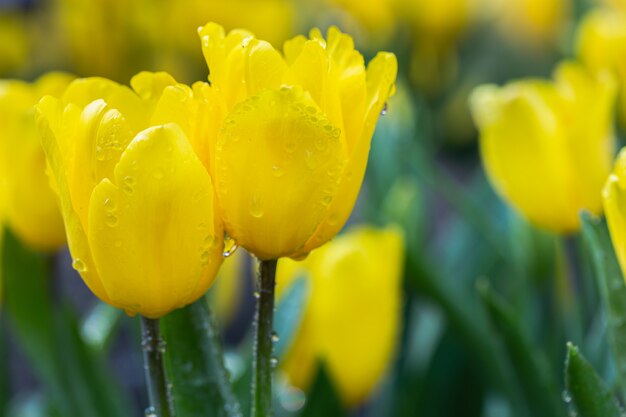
[470,61,616,233]
[0,73,74,251]
[276,225,404,406]
[577,8,626,127]
[603,150,626,278]
[197,23,397,260]
[36,72,224,318]
[488,0,571,46]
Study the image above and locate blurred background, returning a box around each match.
[1,0,625,416]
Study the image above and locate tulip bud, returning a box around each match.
[276,225,404,406]
[470,61,616,233]
[0,73,74,251]
[197,23,397,260]
[36,73,224,318]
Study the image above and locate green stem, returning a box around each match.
[141,317,173,417]
[252,259,278,417]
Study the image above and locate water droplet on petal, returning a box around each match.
[223,237,239,258]
[380,102,388,115]
[283,136,297,154]
[321,195,333,206]
[105,214,118,227]
[103,197,116,211]
[249,194,264,218]
[271,165,285,178]
[72,258,88,273]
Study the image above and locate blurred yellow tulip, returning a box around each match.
[276,225,404,406]
[489,0,571,46]
[603,150,626,280]
[0,73,73,251]
[36,72,224,318]
[470,61,616,233]
[398,0,472,94]
[197,22,397,260]
[577,8,626,127]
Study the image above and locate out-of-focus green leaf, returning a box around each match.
[7,393,61,417]
[81,302,122,353]
[274,275,309,358]
[565,343,623,417]
[478,281,566,417]
[405,251,529,417]
[0,315,8,416]
[2,229,132,417]
[298,364,346,417]
[581,213,626,395]
[162,298,242,417]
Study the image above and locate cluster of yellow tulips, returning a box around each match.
[0,19,399,414]
[7,0,626,416]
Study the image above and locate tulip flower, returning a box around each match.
[0,73,74,251]
[489,0,571,46]
[198,22,397,260]
[36,72,224,318]
[277,225,404,406]
[470,61,616,233]
[603,150,626,277]
[577,7,626,127]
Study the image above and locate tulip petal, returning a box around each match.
[297,52,397,256]
[215,87,346,259]
[36,96,111,304]
[604,151,626,275]
[198,22,254,111]
[554,62,616,216]
[87,123,222,318]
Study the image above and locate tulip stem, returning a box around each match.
[141,317,174,417]
[252,259,278,417]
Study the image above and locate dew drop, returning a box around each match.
[253,291,260,299]
[271,332,280,343]
[200,250,211,264]
[562,390,572,403]
[271,165,286,178]
[380,102,388,115]
[314,136,328,151]
[72,258,88,273]
[103,197,116,211]
[105,214,118,227]
[145,406,157,417]
[321,195,333,206]
[249,194,264,218]
[270,357,279,368]
[304,149,317,170]
[283,136,297,154]
[223,238,239,258]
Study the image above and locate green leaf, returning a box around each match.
[298,364,346,417]
[273,275,309,358]
[81,302,122,353]
[565,343,623,417]
[2,229,132,417]
[478,280,567,417]
[161,298,242,417]
[580,212,626,395]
